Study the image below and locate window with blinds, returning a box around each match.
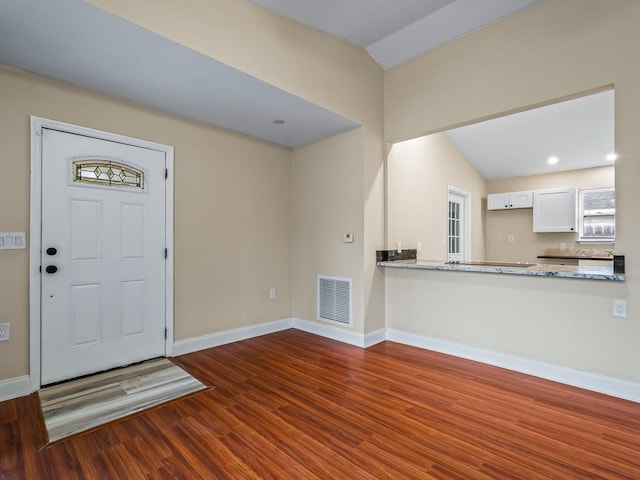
[578,187,615,242]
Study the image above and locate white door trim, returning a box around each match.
[447,186,472,262]
[29,117,174,391]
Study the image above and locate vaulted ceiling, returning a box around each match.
[247,0,541,69]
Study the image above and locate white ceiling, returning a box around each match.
[247,0,542,69]
[0,0,358,148]
[444,90,615,180]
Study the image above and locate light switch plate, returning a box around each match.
[0,233,26,250]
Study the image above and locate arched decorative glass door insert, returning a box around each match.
[72,159,144,190]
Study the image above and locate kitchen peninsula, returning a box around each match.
[377,258,624,281]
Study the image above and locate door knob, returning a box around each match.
[45,265,58,274]
[46,247,57,256]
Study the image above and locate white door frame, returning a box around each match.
[447,186,472,262]
[29,117,174,391]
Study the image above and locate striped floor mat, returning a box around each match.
[39,358,208,443]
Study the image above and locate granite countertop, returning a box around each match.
[377,259,624,281]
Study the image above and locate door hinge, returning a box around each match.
[165,168,168,179]
[164,248,168,259]
[164,327,168,340]
[39,265,42,273]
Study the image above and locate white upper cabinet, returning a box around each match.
[509,191,534,209]
[487,190,533,210]
[533,187,577,232]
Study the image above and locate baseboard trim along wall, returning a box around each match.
[172,317,386,357]
[0,375,31,402]
[172,318,293,356]
[292,318,386,348]
[6,320,637,403]
[386,329,640,404]
[173,320,640,403]
[364,328,387,348]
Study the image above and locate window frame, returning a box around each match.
[578,186,615,244]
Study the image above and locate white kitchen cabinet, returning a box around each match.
[487,190,533,210]
[533,187,577,232]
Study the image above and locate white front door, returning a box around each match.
[40,128,167,385]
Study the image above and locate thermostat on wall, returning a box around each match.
[343,233,354,243]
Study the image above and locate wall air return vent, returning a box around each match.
[317,275,352,327]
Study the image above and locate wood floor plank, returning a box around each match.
[2,329,640,478]
[229,395,379,480]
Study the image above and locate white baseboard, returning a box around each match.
[292,318,385,348]
[386,329,640,404]
[172,318,293,356]
[9,317,631,404]
[0,375,32,402]
[172,317,384,357]
[364,328,387,347]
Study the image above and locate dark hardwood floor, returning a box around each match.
[2,329,640,479]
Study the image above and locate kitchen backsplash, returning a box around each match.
[376,249,417,262]
[541,247,613,258]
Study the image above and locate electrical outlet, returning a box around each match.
[507,234,514,242]
[0,323,9,341]
[269,288,276,300]
[613,300,627,318]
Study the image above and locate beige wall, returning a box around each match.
[1,0,386,383]
[388,133,486,261]
[488,166,615,193]
[6,0,637,391]
[486,166,615,262]
[384,0,640,382]
[363,129,386,334]
[292,129,365,331]
[386,268,630,377]
[89,0,387,338]
[0,65,292,381]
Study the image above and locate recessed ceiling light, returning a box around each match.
[606,153,617,161]
[547,156,559,165]
[273,119,286,125]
